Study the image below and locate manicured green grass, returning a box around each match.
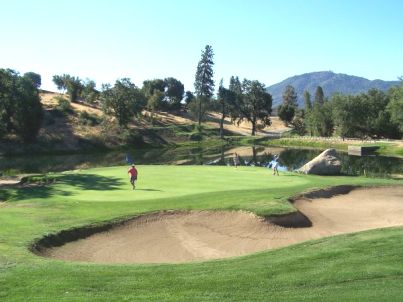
[0,165,402,301]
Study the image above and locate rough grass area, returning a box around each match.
[0,165,402,301]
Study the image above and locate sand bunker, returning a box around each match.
[35,186,403,264]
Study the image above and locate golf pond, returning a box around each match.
[1,145,403,177]
[1,145,403,301]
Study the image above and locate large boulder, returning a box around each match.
[298,149,342,175]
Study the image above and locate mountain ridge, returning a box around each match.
[266,71,399,107]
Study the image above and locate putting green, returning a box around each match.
[1,165,402,301]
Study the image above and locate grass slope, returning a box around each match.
[0,166,402,301]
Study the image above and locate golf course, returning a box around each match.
[1,165,403,301]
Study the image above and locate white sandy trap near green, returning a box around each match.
[42,186,403,264]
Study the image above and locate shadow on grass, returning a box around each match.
[9,174,125,201]
[134,188,163,192]
[56,174,125,191]
[0,189,11,202]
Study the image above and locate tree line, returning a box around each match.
[0,45,283,144]
[49,45,273,137]
[0,69,43,142]
[1,44,401,144]
[277,82,403,139]
[192,45,272,137]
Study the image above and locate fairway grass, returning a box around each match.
[1,165,402,301]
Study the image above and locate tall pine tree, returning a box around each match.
[314,86,325,106]
[278,85,297,126]
[194,45,215,126]
[304,90,312,110]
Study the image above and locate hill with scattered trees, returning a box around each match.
[267,71,399,107]
[1,45,401,155]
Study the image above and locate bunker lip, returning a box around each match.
[30,210,177,255]
[30,185,403,264]
[265,185,358,228]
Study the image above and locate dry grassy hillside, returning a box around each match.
[0,91,290,155]
[40,91,289,135]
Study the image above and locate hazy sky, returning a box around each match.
[1,0,402,92]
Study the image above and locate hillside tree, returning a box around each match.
[0,69,43,142]
[387,81,403,135]
[13,75,44,142]
[230,79,272,135]
[164,77,184,111]
[23,72,41,88]
[0,69,17,136]
[194,45,215,126]
[81,79,99,104]
[101,78,146,127]
[142,79,165,100]
[184,91,195,107]
[216,79,236,138]
[52,74,83,102]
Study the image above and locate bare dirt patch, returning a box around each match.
[34,186,403,264]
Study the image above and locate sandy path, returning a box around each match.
[42,186,403,264]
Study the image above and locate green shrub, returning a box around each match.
[189,132,203,141]
[54,96,72,114]
[78,111,101,126]
[21,175,56,185]
[0,189,10,202]
[122,130,144,145]
[1,169,21,176]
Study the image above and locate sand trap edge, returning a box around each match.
[29,210,180,256]
[29,185,369,257]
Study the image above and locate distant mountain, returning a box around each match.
[266,71,399,107]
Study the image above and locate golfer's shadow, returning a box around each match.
[135,188,162,192]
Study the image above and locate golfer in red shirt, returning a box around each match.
[128,165,138,190]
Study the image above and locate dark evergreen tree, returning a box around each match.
[229,76,242,96]
[278,85,298,126]
[282,85,298,107]
[194,45,215,126]
[277,104,295,126]
[303,90,312,111]
[314,86,325,106]
[216,79,236,138]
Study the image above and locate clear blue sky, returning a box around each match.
[1,0,402,92]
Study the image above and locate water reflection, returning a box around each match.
[0,145,402,178]
[216,147,402,178]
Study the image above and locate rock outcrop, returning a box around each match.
[298,149,342,175]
